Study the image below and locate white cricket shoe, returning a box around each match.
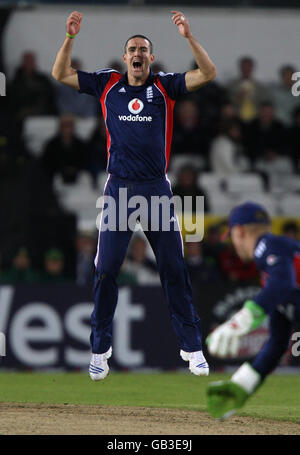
[89,347,112,381]
[180,350,209,376]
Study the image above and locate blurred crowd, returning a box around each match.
[5,53,300,173]
[0,51,300,287]
[0,219,299,287]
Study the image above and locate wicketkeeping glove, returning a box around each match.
[206,362,262,419]
[206,300,266,358]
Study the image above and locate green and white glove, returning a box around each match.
[206,362,262,419]
[206,300,266,358]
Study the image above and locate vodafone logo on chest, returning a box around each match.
[128,98,144,114]
[118,97,152,122]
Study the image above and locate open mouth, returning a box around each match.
[133,61,142,69]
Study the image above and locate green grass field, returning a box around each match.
[0,372,299,423]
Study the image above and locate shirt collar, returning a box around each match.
[121,69,155,86]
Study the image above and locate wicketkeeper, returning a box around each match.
[206,201,300,419]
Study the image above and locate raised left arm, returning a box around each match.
[172,11,216,92]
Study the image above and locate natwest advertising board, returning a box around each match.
[1,282,299,371]
[0,284,181,371]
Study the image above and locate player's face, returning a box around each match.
[231,226,251,261]
[123,38,154,80]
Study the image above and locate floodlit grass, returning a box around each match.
[0,371,299,422]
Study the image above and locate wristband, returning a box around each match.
[66,32,76,39]
[243,300,266,331]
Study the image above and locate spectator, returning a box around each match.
[212,101,244,140]
[0,99,29,158]
[86,116,108,182]
[287,106,300,171]
[173,99,209,158]
[151,61,166,74]
[41,115,86,184]
[107,59,124,73]
[185,241,220,284]
[55,58,98,117]
[202,224,226,268]
[187,60,228,127]
[254,148,293,190]
[218,102,239,123]
[121,235,159,285]
[227,56,267,122]
[9,51,56,126]
[0,247,40,284]
[76,229,97,286]
[281,221,299,240]
[244,102,286,164]
[270,65,300,126]
[219,243,259,283]
[172,164,210,213]
[210,119,250,175]
[117,260,138,286]
[41,248,70,283]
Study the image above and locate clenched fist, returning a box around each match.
[171,10,192,39]
[66,11,83,36]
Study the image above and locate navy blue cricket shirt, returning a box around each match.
[77,68,188,181]
[253,233,300,313]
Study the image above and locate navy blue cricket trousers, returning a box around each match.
[252,289,300,378]
[90,174,203,354]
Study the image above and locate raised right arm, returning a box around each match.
[51,11,83,89]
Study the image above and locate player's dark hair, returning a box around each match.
[282,221,299,235]
[280,64,295,76]
[124,35,153,54]
[239,55,254,66]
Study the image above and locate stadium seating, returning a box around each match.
[198,172,264,195]
[23,116,57,156]
[225,174,264,194]
[166,171,176,186]
[97,172,110,192]
[198,173,227,194]
[234,192,278,215]
[198,173,285,215]
[170,154,205,175]
[23,116,97,156]
[279,194,300,216]
[25,116,299,219]
[53,170,300,219]
[208,192,236,215]
[54,172,100,226]
[269,173,300,194]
